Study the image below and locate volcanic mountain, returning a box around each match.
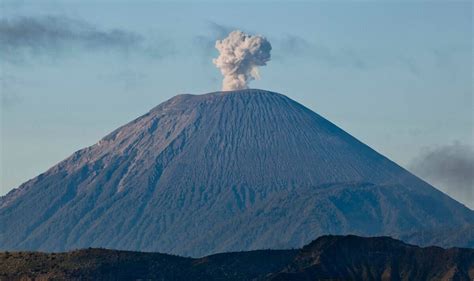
[1,89,473,256]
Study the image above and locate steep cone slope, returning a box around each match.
[1,90,473,256]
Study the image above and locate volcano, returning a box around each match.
[1,89,472,256]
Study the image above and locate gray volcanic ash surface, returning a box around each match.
[1,89,473,256]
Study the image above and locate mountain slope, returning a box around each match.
[1,236,473,281]
[401,224,474,249]
[1,89,473,256]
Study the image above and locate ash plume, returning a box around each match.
[213,30,272,91]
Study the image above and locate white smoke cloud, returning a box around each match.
[213,30,272,91]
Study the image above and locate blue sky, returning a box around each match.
[1,1,473,207]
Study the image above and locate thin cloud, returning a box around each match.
[273,34,368,69]
[273,34,426,73]
[208,22,236,39]
[1,75,24,108]
[193,21,238,58]
[0,15,151,62]
[397,56,420,76]
[409,142,474,209]
[98,70,148,92]
[278,35,312,54]
[1,92,21,108]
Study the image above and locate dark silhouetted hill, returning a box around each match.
[268,235,474,281]
[1,236,472,281]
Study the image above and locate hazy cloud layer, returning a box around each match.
[272,34,427,74]
[194,22,236,58]
[273,35,368,69]
[98,70,148,92]
[277,35,312,56]
[1,92,21,108]
[410,142,474,209]
[0,16,144,62]
[1,75,24,108]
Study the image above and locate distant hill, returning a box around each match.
[1,89,473,256]
[1,235,473,281]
